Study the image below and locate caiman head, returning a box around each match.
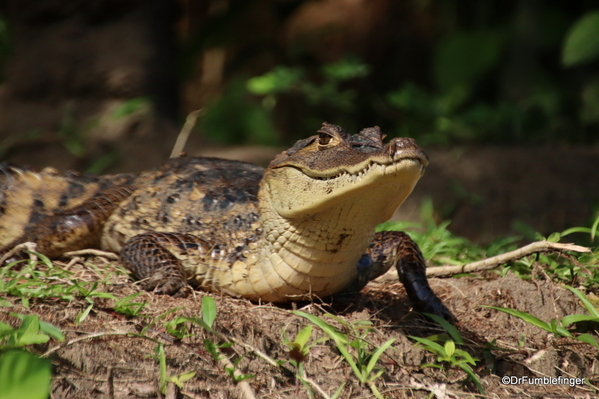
[261,122,428,226]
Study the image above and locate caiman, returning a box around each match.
[0,123,452,319]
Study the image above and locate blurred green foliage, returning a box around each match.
[193,3,599,146]
[562,10,599,67]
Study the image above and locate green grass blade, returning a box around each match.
[409,336,446,354]
[566,286,599,319]
[561,314,599,327]
[424,313,464,344]
[157,344,167,395]
[591,215,599,240]
[335,342,364,383]
[459,363,485,394]
[331,382,346,399]
[365,338,394,378]
[482,306,552,332]
[293,311,348,345]
[575,333,599,349]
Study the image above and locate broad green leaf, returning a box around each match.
[17,315,50,346]
[560,227,591,237]
[201,296,217,328]
[562,11,599,67]
[444,340,455,358]
[183,317,213,334]
[76,304,94,325]
[0,350,52,399]
[294,325,313,349]
[246,66,303,95]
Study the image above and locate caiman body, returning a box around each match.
[0,123,451,318]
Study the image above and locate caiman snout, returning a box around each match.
[389,137,429,168]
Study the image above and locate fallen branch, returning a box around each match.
[376,240,591,282]
[427,241,591,278]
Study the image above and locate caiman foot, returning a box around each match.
[120,232,209,297]
[362,231,455,322]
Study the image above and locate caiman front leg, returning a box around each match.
[357,231,454,321]
[120,232,214,297]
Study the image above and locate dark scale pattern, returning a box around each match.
[101,157,264,252]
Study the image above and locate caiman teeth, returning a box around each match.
[311,161,391,182]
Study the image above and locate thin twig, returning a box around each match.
[300,369,331,399]
[170,109,203,158]
[42,332,139,357]
[62,249,119,260]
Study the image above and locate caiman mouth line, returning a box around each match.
[291,156,427,182]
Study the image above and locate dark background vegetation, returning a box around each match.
[0,0,597,241]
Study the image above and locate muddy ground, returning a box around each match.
[1,255,597,399]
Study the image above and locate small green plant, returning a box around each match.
[75,303,94,326]
[156,343,196,395]
[410,313,483,394]
[72,280,117,303]
[484,286,599,350]
[0,314,64,399]
[113,292,147,317]
[170,296,254,383]
[0,313,65,349]
[280,324,331,397]
[293,311,394,399]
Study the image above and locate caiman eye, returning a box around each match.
[318,133,333,146]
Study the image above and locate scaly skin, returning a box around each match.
[0,123,453,320]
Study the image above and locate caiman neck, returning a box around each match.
[230,185,403,302]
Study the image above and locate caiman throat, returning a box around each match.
[0,123,452,319]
